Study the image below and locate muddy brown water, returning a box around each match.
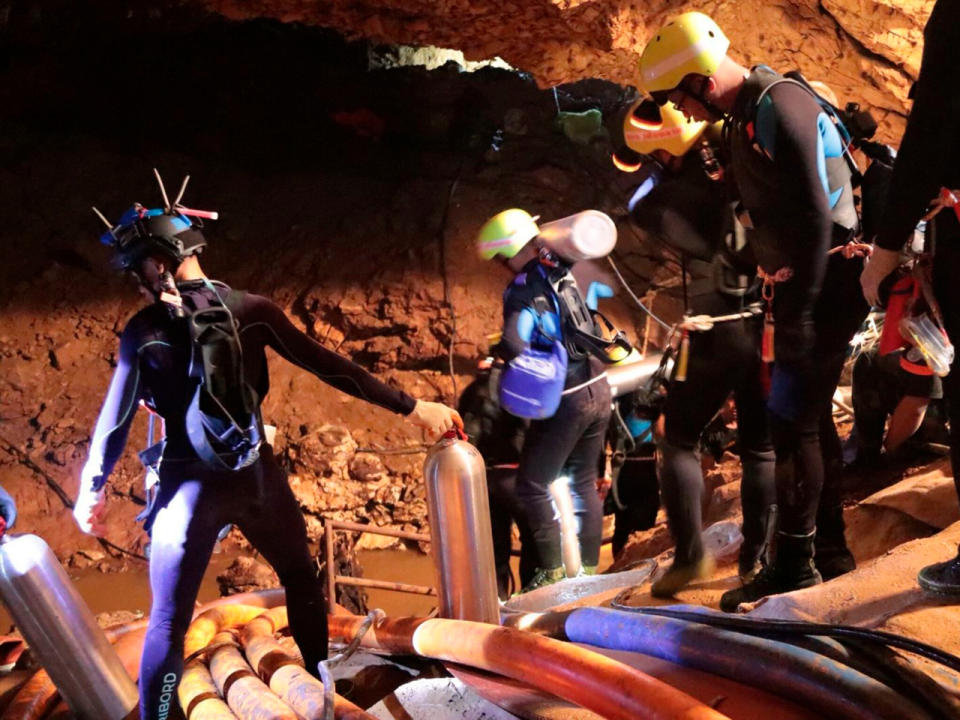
[0,544,615,632]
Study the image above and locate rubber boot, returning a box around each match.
[720,530,822,612]
[517,566,565,594]
[918,545,960,596]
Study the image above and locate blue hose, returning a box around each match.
[563,607,931,720]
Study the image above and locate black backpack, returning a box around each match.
[736,66,892,238]
[183,285,263,471]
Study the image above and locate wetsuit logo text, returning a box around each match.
[157,672,178,720]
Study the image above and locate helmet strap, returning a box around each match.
[538,246,563,268]
[676,75,730,123]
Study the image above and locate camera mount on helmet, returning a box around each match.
[93,169,219,271]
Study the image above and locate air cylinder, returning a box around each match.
[605,351,666,398]
[423,432,500,624]
[0,533,139,719]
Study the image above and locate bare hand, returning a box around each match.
[73,484,107,537]
[860,246,901,307]
[597,476,612,501]
[408,400,464,440]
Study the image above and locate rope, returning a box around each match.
[319,608,385,720]
[607,256,673,331]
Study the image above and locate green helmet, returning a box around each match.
[476,209,540,260]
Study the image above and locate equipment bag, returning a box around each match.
[548,269,633,364]
[184,285,263,470]
[499,338,569,420]
[738,66,861,233]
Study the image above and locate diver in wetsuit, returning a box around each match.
[859,0,960,595]
[615,99,776,597]
[477,209,621,592]
[639,12,868,610]
[72,187,461,720]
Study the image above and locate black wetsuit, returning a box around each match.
[500,260,611,571]
[725,70,868,538]
[875,0,960,495]
[631,154,775,569]
[82,280,415,720]
[458,368,536,597]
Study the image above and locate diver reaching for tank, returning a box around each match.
[74,170,461,720]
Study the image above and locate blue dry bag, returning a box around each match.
[499,340,568,420]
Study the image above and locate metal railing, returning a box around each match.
[323,520,436,612]
[323,518,618,612]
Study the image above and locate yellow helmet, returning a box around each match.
[639,12,729,94]
[476,209,540,260]
[623,99,707,157]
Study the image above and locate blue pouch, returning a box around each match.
[499,340,568,419]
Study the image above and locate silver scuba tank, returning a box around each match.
[0,534,139,719]
[605,352,665,398]
[423,432,500,624]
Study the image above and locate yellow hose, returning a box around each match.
[185,606,270,658]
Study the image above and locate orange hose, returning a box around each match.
[240,608,376,720]
[2,671,58,720]
[329,615,731,720]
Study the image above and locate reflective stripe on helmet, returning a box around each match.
[642,37,721,88]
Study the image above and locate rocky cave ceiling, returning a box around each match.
[200,0,935,142]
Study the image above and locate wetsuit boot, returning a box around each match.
[720,530,821,612]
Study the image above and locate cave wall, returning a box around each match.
[0,16,654,564]
[0,0,936,565]
[202,0,933,142]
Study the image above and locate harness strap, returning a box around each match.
[561,371,609,396]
